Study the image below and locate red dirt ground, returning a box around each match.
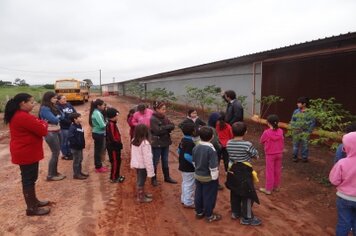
[0,96,337,236]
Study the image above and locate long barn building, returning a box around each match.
[102,32,356,122]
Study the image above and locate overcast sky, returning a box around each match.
[0,0,355,85]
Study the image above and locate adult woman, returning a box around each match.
[150,101,176,186]
[39,91,66,181]
[4,93,50,216]
[89,99,108,173]
[56,95,76,160]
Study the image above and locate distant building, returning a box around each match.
[102,32,356,122]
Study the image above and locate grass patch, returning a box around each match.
[0,87,52,112]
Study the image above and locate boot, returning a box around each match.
[23,187,50,216]
[163,168,177,184]
[137,187,152,203]
[151,167,159,186]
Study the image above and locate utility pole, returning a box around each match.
[99,69,102,96]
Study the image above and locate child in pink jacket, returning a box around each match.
[259,114,284,195]
[329,132,356,235]
[130,124,155,203]
[132,104,153,128]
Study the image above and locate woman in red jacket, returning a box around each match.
[4,93,50,216]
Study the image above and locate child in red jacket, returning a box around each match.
[106,108,125,183]
[259,114,284,195]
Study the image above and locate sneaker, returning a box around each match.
[206,213,222,223]
[95,167,108,173]
[195,212,205,219]
[231,212,240,220]
[80,172,89,177]
[259,187,272,195]
[240,217,262,226]
[73,175,87,180]
[47,175,66,181]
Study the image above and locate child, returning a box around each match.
[192,126,221,223]
[178,123,196,208]
[329,132,356,235]
[105,108,125,183]
[215,112,233,172]
[179,109,206,144]
[334,122,356,164]
[259,114,284,195]
[127,108,136,140]
[130,124,155,203]
[290,96,315,162]
[226,122,261,226]
[89,99,108,173]
[68,113,88,180]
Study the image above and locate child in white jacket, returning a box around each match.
[130,124,155,203]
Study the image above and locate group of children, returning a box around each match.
[175,108,285,225]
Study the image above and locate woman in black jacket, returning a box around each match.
[150,101,176,186]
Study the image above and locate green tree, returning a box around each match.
[126,81,145,99]
[255,95,284,118]
[184,85,221,113]
[43,84,54,89]
[146,88,176,103]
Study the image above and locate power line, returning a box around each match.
[0,66,98,75]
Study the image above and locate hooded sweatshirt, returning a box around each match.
[260,128,284,155]
[329,132,356,200]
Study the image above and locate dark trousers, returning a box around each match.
[71,149,83,176]
[195,179,218,218]
[107,149,122,180]
[92,133,105,169]
[19,162,39,189]
[230,191,254,219]
[152,146,169,170]
[136,169,147,187]
[219,147,229,172]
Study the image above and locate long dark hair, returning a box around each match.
[132,124,150,146]
[217,112,227,130]
[89,99,105,127]
[267,114,279,130]
[4,93,33,124]
[127,108,136,120]
[40,91,60,116]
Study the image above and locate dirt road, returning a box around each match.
[0,96,337,236]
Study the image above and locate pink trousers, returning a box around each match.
[265,153,283,191]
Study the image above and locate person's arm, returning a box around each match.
[93,110,106,129]
[209,148,219,180]
[150,117,174,136]
[230,102,243,123]
[39,106,60,124]
[22,113,48,137]
[142,141,155,177]
[334,144,346,164]
[260,130,268,144]
[329,163,342,186]
[248,143,259,159]
[197,118,206,127]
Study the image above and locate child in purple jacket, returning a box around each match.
[259,114,284,195]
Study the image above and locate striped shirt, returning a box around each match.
[226,139,258,163]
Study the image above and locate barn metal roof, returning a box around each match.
[106,31,356,85]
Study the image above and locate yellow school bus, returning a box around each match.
[54,79,90,103]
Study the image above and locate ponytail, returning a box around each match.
[89,99,104,127]
[4,93,32,124]
[266,114,279,130]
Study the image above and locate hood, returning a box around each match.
[267,128,284,141]
[343,132,356,158]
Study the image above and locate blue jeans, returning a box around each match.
[152,146,169,171]
[181,172,195,206]
[44,131,61,177]
[60,129,72,157]
[336,196,356,236]
[292,136,309,160]
[195,179,218,218]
